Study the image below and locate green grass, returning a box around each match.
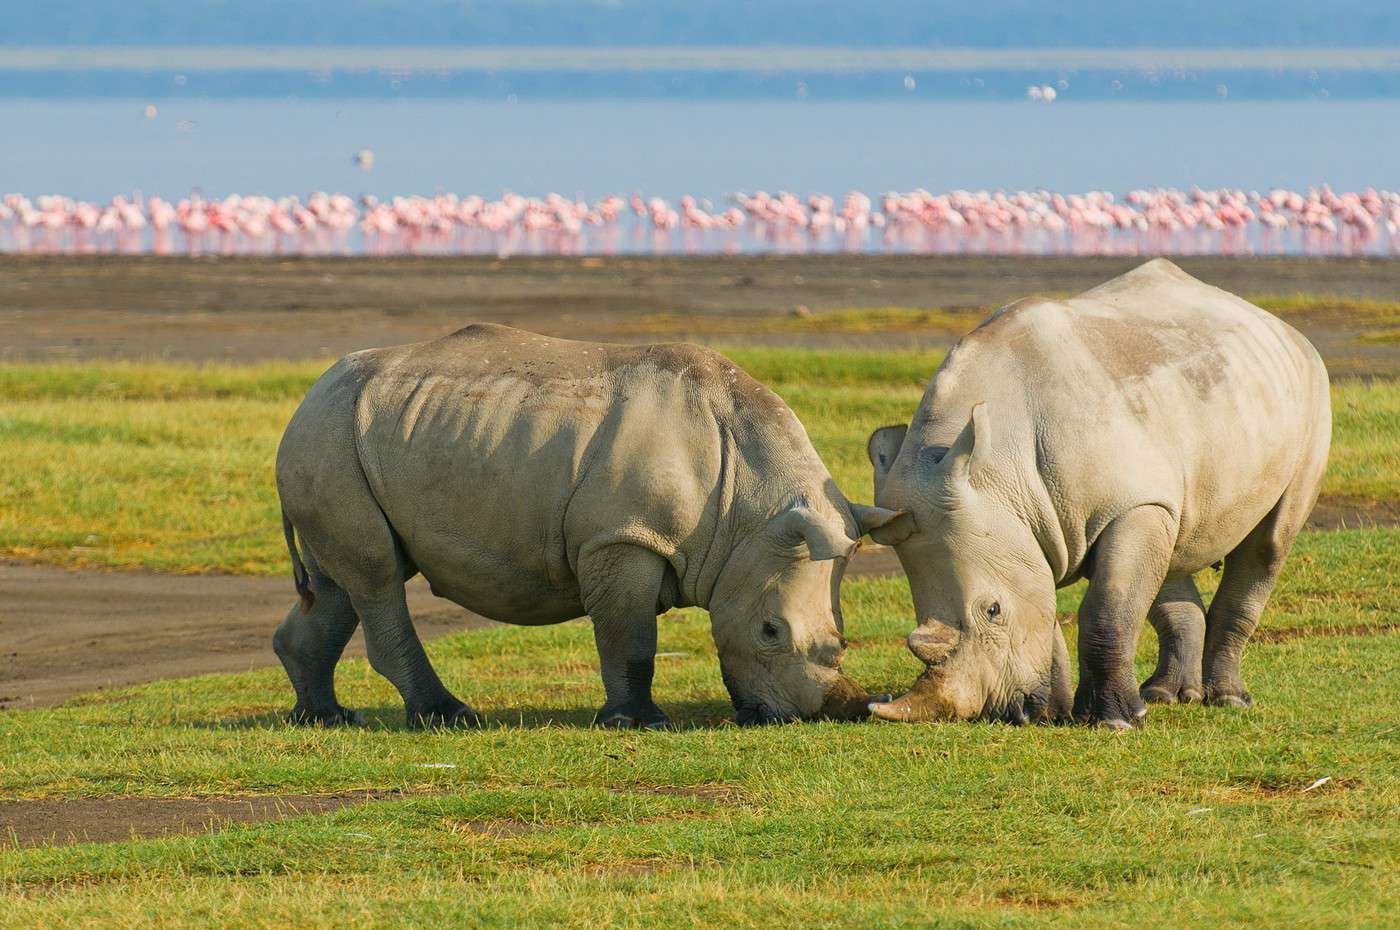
[0,352,1395,574]
[1251,293,1400,323]
[2,527,1398,927]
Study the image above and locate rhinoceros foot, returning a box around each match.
[287,704,364,727]
[1202,686,1253,709]
[595,700,673,730]
[407,700,483,730]
[1140,672,1204,706]
[1074,675,1148,730]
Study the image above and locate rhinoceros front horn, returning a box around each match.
[867,668,959,722]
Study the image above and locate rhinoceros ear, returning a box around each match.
[867,424,907,497]
[938,403,990,484]
[850,503,906,537]
[868,511,916,547]
[774,505,858,561]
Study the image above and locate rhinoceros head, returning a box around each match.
[709,497,901,725]
[863,405,1072,724]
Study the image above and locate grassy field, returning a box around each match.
[2,532,1398,927]
[2,348,1399,927]
[0,349,1397,574]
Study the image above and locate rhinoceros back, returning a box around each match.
[922,259,1330,576]
[285,324,793,625]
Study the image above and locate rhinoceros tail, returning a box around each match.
[282,509,316,613]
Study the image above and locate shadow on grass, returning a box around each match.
[199,699,743,733]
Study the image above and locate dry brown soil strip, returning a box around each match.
[0,790,412,848]
[3,255,1398,375]
[3,784,740,850]
[0,568,494,712]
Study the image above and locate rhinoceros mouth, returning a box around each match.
[816,672,873,721]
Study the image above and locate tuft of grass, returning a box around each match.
[1250,293,1400,322]
[1359,328,1400,345]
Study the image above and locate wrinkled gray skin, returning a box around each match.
[866,259,1331,728]
[275,323,898,730]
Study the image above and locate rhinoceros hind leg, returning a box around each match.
[1074,505,1177,728]
[1203,496,1305,708]
[351,586,481,730]
[274,550,364,726]
[1140,575,1206,705]
[581,544,673,731]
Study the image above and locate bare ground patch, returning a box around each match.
[4,255,1399,374]
[1251,622,1400,644]
[0,562,495,712]
[629,784,745,804]
[1307,495,1400,531]
[991,889,1085,910]
[0,790,418,848]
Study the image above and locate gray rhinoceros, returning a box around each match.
[864,259,1331,728]
[275,323,898,729]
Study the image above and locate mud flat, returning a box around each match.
[3,254,1398,373]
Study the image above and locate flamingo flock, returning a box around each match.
[2,186,1399,257]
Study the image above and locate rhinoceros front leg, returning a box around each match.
[351,586,482,729]
[1140,575,1205,705]
[1074,505,1177,729]
[579,544,672,730]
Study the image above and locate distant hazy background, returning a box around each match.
[5,0,1400,100]
[3,2,1395,198]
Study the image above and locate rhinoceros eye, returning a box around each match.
[761,620,782,643]
[987,602,1003,623]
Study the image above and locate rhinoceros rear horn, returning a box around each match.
[774,504,857,561]
[850,502,906,537]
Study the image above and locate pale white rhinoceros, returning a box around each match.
[865,259,1331,728]
[275,324,898,729]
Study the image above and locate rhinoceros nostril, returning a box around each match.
[908,624,958,665]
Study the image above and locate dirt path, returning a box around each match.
[0,791,421,848]
[0,565,494,712]
[3,254,1399,374]
[0,548,903,712]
